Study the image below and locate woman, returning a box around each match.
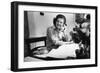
[46,14,73,52]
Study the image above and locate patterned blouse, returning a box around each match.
[46,26,69,51]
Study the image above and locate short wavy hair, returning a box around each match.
[53,14,67,27]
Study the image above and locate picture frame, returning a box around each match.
[11,1,98,72]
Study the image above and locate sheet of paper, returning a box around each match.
[47,43,79,58]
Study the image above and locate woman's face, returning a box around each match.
[56,18,65,31]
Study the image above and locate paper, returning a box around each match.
[35,43,80,59]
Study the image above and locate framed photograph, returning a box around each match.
[11,1,98,71]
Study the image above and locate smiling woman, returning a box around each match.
[46,14,71,52]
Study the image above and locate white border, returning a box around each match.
[18,5,96,68]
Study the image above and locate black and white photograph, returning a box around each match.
[24,11,91,61]
[11,1,97,71]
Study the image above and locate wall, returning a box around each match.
[0,0,99,73]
